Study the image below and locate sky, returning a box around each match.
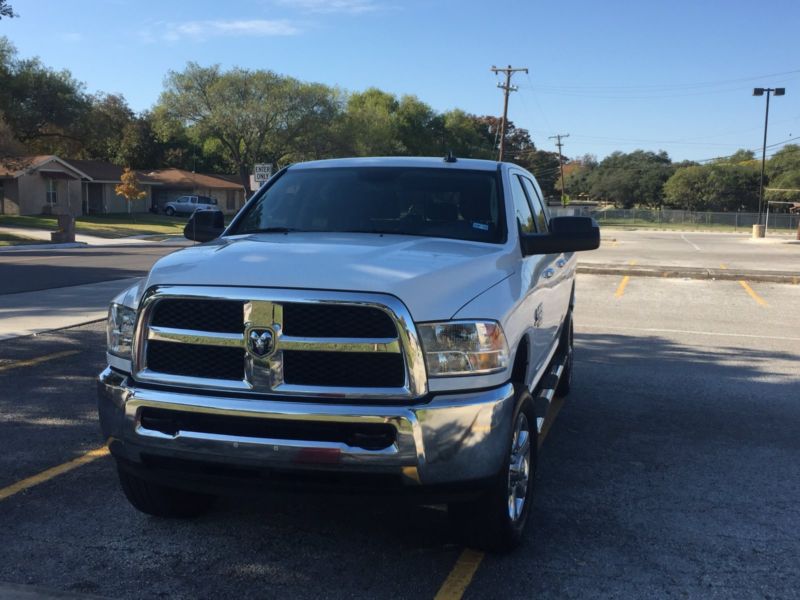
[3,0,800,162]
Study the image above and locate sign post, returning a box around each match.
[254,164,273,184]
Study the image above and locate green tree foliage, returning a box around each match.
[158,62,340,193]
[0,1,15,19]
[765,144,800,201]
[663,163,760,211]
[588,150,673,208]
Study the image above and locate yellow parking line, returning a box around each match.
[0,350,80,373]
[628,259,637,266]
[738,281,768,306]
[615,276,630,298]
[434,548,484,600]
[0,446,110,502]
[719,263,727,270]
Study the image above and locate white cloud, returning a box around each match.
[158,19,301,42]
[274,0,384,14]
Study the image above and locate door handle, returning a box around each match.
[556,258,567,268]
[542,267,556,279]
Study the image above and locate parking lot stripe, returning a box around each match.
[0,350,80,373]
[614,276,631,298]
[738,281,768,306]
[720,263,727,270]
[433,548,484,600]
[0,446,109,502]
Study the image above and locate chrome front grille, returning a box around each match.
[132,286,427,400]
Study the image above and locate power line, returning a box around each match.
[491,65,528,161]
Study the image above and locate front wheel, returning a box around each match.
[117,465,214,518]
[449,387,537,552]
[164,206,175,216]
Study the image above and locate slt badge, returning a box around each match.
[248,328,275,358]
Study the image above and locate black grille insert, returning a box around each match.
[150,299,244,333]
[140,408,396,451]
[283,351,405,388]
[146,340,245,381]
[282,303,397,338]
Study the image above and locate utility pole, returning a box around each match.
[491,65,528,161]
[549,133,570,203]
[752,87,786,229]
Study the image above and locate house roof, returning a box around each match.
[0,155,83,178]
[61,159,162,185]
[144,168,244,190]
[0,156,242,190]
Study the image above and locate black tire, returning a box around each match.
[556,311,573,398]
[165,206,175,217]
[448,386,537,553]
[117,465,214,518]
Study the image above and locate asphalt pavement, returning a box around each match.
[583,230,799,282]
[0,274,797,599]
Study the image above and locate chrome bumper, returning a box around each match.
[98,368,515,486]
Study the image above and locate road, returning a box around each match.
[1,273,797,599]
[585,229,799,273]
[0,246,181,295]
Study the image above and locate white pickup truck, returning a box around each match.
[99,156,599,551]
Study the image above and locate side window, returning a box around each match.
[190,197,198,204]
[510,175,535,234]
[520,176,549,233]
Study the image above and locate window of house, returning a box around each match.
[46,179,58,205]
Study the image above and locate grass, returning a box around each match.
[0,213,186,238]
[0,232,42,247]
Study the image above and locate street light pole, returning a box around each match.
[753,87,786,225]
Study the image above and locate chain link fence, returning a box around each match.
[549,207,799,232]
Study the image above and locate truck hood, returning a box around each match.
[141,233,516,321]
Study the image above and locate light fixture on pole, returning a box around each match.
[753,87,786,226]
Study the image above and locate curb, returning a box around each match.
[0,242,87,252]
[577,264,800,285]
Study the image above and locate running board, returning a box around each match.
[534,351,568,435]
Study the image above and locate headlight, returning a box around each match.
[418,321,509,377]
[107,303,136,359]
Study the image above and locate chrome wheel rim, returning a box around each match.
[507,412,531,522]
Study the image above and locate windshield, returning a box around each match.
[230,167,505,244]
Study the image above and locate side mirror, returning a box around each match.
[521,216,600,256]
[184,209,225,242]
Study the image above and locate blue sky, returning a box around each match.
[3,0,799,161]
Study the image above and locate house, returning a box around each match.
[144,169,246,214]
[0,156,246,216]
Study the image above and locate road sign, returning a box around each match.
[254,164,273,182]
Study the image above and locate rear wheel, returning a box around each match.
[165,206,175,216]
[449,386,537,552]
[117,465,213,518]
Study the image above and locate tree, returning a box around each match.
[158,63,340,195]
[0,38,89,152]
[115,167,147,217]
[663,163,760,211]
[0,1,15,19]
[766,145,800,202]
[588,150,673,208]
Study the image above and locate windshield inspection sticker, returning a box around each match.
[472,222,489,231]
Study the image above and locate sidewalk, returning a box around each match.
[0,226,189,251]
[0,278,140,340]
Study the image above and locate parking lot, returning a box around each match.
[1,265,798,598]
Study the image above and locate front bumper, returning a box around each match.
[98,368,515,489]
